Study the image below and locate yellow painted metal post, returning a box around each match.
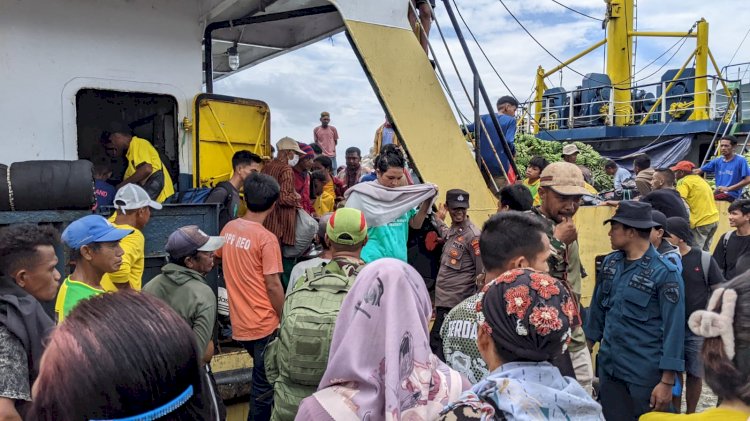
[690,18,710,120]
[535,66,546,134]
[606,0,633,126]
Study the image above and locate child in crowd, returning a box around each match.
[523,156,549,207]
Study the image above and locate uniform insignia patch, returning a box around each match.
[663,282,680,304]
[471,239,480,256]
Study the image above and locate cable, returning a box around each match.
[629,35,690,85]
[452,0,561,140]
[550,0,602,22]
[496,0,610,85]
[452,0,515,97]
[610,23,694,86]
[728,26,750,67]
[417,1,474,107]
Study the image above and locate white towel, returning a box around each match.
[343,181,437,227]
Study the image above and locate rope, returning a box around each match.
[6,163,14,211]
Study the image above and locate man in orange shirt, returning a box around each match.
[215,172,284,421]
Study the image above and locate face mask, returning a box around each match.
[288,154,299,167]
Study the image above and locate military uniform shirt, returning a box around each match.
[435,219,483,308]
[529,207,587,352]
[584,246,685,387]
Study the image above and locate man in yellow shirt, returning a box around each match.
[672,161,720,251]
[56,215,130,323]
[101,184,161,291]
[103,122,175,202]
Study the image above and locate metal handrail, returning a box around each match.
[521,74,742,130]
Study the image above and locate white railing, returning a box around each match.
[521,74,742,131]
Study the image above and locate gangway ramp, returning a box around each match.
[342,15,497,224]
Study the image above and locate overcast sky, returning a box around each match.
[215,0,749,158]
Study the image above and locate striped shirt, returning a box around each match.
[262,159,299,246]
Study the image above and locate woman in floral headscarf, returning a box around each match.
[295,258,468,420]
[439,269,603,420]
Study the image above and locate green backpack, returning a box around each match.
[265,263,357,421]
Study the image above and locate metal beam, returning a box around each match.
[629,31,697,38]
[639,49,697,125]
[606,0,633,126]
[203,5,339,92]
[212,38,285,51]
[690,19,709,120]
[544,39,607,77]
[440,0,519,177]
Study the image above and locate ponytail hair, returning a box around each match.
[700,273,750,405]
[374,144,405,173]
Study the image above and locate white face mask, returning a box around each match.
[288,153,299,167]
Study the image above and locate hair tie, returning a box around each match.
[688,288,737,359]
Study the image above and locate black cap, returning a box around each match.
[666,216,693,246]
[497,95,519,107]
[446,189,470,209]
[651,210,671,236]
[604,201,660,229]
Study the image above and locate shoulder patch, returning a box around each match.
[662,282,680,304]
[603,251,624,264]
[657,255,680,272]
[471,239,480,256]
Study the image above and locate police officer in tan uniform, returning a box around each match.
[429,189,483,360]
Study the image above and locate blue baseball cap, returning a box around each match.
[62,215,133,249]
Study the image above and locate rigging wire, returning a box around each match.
[550,0,602,22]
[727,26,750,68]
[452,0,515,97]
[629,35,690,85]
[420,1,475,107]
[496,0,609,84]
[452,0,560,140]
[610,23,695,86]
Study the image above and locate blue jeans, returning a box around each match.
[240,334,275,421]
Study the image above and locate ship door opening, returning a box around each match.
[75,89,179,187]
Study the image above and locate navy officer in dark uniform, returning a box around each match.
[429,189,483,360]
[585,201,685,420]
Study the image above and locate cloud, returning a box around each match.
[215,0,746,157]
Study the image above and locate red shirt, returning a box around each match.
[294,168,314,215]
[313,125,339,157]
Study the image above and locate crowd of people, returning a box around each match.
[3,106,750,421]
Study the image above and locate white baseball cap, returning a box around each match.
[114,184,163,212]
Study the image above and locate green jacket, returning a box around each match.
[143,263,216,353]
